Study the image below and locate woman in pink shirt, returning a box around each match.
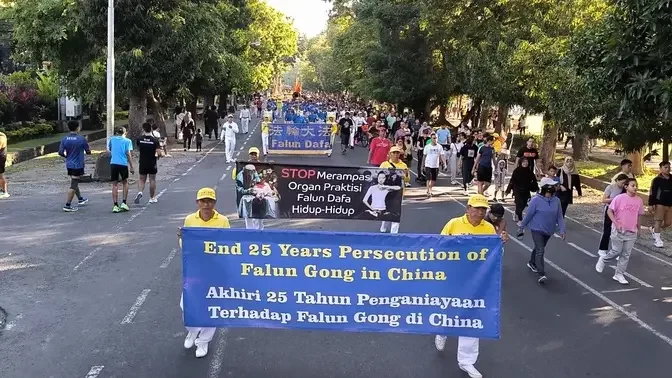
[595,178,644,284]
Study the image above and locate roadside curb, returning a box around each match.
[0,306,6,332]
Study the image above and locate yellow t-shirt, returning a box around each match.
[440,214,496,236]
[0,131,7,152]
[261,121,270,134]
[380,160,410,184]
[493,139,502,153]
[180,210,231,247]
[329,121,338,134]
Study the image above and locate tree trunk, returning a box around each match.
[663,139,669,162]
[438,104,448,125]
[572,133,590,161]
[147,89,168,138]
[218,92,228,114]
[494,104,509,134]
[540,121,558,171]
[423,101,432,122]
[128,88,147,139]
[628,150,644,176]
[479,102,489,130]
[187,97,198,118]
[203,93,214,109]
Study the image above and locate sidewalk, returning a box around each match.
[557,142,662,169]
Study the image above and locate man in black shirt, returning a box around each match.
[338,112,353,154]
[135,122,162,204]
[204,105,219,139]
[515,137,541,177]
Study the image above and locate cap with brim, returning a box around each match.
[196,187,216,200]
[467,194,489,208]
[390,146,402,153]
[539,177,557,187]
[248,147,260,155]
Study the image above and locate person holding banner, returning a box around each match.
[220,114,239,163]
[261,111,272,156]
[378,146,409,233]
[177,187,230,358]
[234,148,267,230]
[436,194,504,378]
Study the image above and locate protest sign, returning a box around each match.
[182,228,502,339]
[234,161,404,221]
[268,123,332,155]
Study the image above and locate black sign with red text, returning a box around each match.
[234,161,404,221]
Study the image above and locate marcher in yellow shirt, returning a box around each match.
[177,187,230,358]
[0,131,9,198]
[261,111,272,156]
[435,194,507,378]
[327,112,337,157]
[378,146,409,233]
[492,132,502,154]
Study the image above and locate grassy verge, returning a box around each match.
[7,130,100,152]
[553,157,657,191]
[5,149,105,174]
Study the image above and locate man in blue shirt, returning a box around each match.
[108,126,135,213]
[58,121,91,212]
[436,124,451,149]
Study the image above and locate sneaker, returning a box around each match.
[538,275,548,283]
[654,239,664,248]
[597,250,607,257]
[148,197,158,204]
[120,203,130,212]
[516,228,524,238]
[134,192,143,204]
[612,274,629,285]
[451,180,459,185]
[526,262,538,273]
[77,197,89,205]
[458,364,483,378]
[112,205,121,213]
[63,205,79,212]
[184,332,198,349]
[434,335,447,351]
[195,343,209,358]
[0,192,10,199]
[595,257,605,273]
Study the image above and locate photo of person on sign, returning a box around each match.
[362,170,402,220]
[235,164,279,219]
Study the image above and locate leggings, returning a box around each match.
[513,189,530,220]
[598,207,612,251]
[183,135,192,150]
[461,161,474,190]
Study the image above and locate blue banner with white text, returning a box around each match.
[182,228,502,339]
[268,123,332,155]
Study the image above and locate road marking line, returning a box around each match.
[85,366,104,378]
[160,248,178,269]
[568,242,597,257]
[445,194,672,347]
[207,329,229,378]
[71,142,220,272]
[226,166,232,171]
[121,289,151,324]
[220,173,227,181]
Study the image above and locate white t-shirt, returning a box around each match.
[364,185,389,210]
[423,144,444,168]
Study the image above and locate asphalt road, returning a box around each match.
[1,116,672,378]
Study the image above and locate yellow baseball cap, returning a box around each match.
[196,187,217,201]
[248,147,260,155]
[390,146,403,153]
[467,194,489,208]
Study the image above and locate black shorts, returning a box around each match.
[425,167,439,181]
[110,164,129,182]
[67,168,85,177]
[139,163,158,176]
[340,133,350,144]
[476,166,492,183]
[0,155,6,174]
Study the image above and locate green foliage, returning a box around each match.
[36,71,60,103]
[0,121,55,142]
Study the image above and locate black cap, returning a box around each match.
[490,203,505,217]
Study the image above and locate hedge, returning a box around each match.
[101,110,130,119]
[0,122,55,142]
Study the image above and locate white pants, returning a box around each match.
[241,118,250,133]
[328,134,336,155]
[449,155,458,182]
[261,132,269,155]
[245,218,264,230]
[180,294,215,347]
[380,221,400,234]
[225,137,236,162]
[457,337,479,365]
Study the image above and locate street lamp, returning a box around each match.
[106,0,115,144]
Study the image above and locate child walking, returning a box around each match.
[595,178,644,284]
[493,159,508,202]
[195,129,203,152]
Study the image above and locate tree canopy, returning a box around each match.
[4,0,298,136]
